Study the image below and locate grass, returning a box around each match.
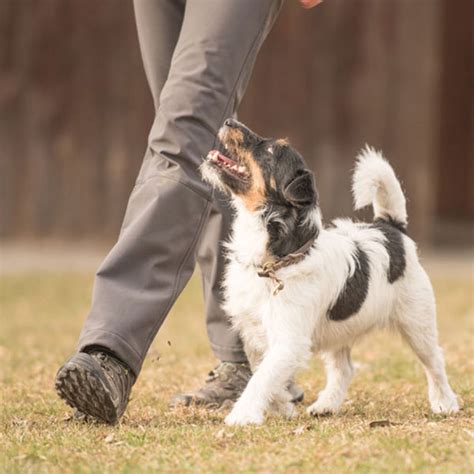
[0,271,473,473]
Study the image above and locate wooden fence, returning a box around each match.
[1,0,472,243]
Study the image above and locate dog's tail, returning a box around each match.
[352,145,407,229]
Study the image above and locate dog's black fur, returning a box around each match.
[328,244,371,321]
[373,220,406,283]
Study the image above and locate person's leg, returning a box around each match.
[79,0,285,375]
[139,0,246,365]
[133,0,185,110]
[139,0,248,407]
[56,0,186,424]
[57,0,285,422]
[139,0,247,407]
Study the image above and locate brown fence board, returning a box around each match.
[0,0,472,243]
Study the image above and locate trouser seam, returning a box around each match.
[134,168,212,202]
[140,199,212,360]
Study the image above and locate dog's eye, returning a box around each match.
[266,215,288,234]
[267,220,281,233]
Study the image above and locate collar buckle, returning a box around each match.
[257,234,317,295]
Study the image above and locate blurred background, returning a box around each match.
[1,5,473,471]
[0,0,473,262]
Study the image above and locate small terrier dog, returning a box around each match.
[201,119,459,426]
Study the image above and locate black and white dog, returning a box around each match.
[201,119,459,426]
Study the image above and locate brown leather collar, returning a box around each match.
[257,235,317,295]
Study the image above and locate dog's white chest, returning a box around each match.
[224,258,270,316]
[223,258,271,359]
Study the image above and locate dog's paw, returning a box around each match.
[306,398,340,417]
[430,394,460,415]
[225,407,264,426]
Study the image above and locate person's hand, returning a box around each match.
[299,0,323,8]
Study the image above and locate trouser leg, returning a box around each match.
[133,0,185,109]
[78,0,285,377]
[138,0,245,364]
[137,0,245,363]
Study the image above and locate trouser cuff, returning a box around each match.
[78,329,144,377]
[210,341,248,363]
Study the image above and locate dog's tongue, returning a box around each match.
[208,149,236,165]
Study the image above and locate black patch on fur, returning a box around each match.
[264,205,318,258]
[373,219,406,283]
[374,216,407,234]
[262,146,319,256]
[328,245,370,321]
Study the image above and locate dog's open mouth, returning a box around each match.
[206,149,250,180]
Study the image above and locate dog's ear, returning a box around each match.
[283,170,317,207]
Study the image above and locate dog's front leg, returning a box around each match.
[225,336,311,426]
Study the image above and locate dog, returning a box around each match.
[200,118,459,426]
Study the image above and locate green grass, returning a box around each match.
[1,272,473,473]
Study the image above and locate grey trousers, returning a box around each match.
[77,0,284,376]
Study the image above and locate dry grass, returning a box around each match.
[1,271,473,473]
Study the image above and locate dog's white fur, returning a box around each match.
[218,147,459,426]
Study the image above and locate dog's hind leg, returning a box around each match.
[397,317,459,414]
[307,347,354,416]
[395,286,459,415]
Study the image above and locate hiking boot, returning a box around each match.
[288,381,304,404]
[170,361,304,408]
[170,361,251,408]
[55,350,135,424]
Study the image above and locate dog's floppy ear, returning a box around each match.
[283,169,317,207]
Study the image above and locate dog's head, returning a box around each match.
[201,119,320,257]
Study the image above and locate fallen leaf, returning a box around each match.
[369,420,401,428]
[104,433,115,443]
[11,417,28,427]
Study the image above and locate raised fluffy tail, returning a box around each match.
[352,145,407,228]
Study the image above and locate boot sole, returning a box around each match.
[55,353,118,424]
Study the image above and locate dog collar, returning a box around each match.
[257,235,317,295]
